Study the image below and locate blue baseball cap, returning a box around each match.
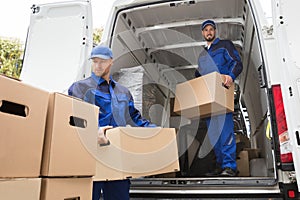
[201,20,216,30]
[90,46,113,60]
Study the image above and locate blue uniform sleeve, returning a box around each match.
[68,82,84,99]
[68,84,74,96]
[224,41,243,80]
[195,68,201,77]
[127,94,157,127]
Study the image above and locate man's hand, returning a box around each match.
[98,126,113,146]
[223,75,233,88]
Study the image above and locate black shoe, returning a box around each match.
[220,167,237,177]
[204,167,222,177]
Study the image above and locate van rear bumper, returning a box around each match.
[130,177,281,198]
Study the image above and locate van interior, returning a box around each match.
[106,0,277,195]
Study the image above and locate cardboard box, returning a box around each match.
[170,98,180,116]
[236,150,250,176]
[174,72,234,119]
[0,178,41,199]
[0,75,49,178]
[244,148,261,160]
[94,127,180,181]
[40,177,92,200]
[236,133,251,148]
[41,93,98,177]
[250,158,267,176]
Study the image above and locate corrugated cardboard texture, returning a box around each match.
[40,177,92,200]
[94,127,180,181]
[0,178,41,199]
[42,93,98,176]
[0,75,49,178]
[174,72,234,119]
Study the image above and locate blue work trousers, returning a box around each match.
[206,112,236,170]
[92,179,130,200]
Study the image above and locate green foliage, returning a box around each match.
[93,27,103,45]
[0,38,23,78]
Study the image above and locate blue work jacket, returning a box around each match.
[196,38,243,80]
[68,72,156,128]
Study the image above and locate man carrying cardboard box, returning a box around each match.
[196,20,243,176]
[68,45,156,200]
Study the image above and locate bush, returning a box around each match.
[93,27,103,45]
[0,38,23,78]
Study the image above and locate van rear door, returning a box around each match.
[20,0,93,93]
[272,0,300,190]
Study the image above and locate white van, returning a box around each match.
[21,0,300,199]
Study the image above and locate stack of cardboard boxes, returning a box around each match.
[0,75,48,199]
[0,75,98,199]
[40,92,99,199]
[0,74,180,199]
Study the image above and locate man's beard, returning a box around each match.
[205,35,215,42]
[94,66,110,77]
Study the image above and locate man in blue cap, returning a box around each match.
[196,20,243,176]
[68,45,156,199]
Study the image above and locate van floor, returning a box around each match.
[129,117,279,198]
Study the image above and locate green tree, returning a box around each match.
[0,38,23,78]
[93,27,103,45]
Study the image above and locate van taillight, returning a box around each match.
[272,84,293,163]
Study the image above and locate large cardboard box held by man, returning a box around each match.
[0,75,49,178]
[174,72,234,119]
[41,93,99,177]
[94,127,180,181]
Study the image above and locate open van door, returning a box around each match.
[272,0,300,191]
[20,0,93,93]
